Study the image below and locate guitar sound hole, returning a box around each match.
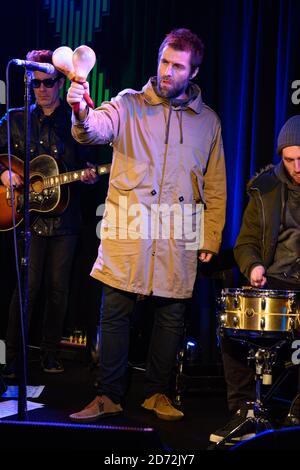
[30,176,44,193]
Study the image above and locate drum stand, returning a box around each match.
[216,337,288,448]
[174,341,185,406]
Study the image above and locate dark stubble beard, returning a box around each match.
[157,76,189,99]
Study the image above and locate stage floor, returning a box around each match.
[1,347,298,451]
[0,349,229,451]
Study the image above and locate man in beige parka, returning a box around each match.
[67,28,226,422]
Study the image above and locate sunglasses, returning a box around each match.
[31,77,60,88]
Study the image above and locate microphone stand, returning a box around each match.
[18,69,32,420]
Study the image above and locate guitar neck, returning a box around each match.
[43,163,111,188]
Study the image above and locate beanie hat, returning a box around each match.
[277,115,300,155]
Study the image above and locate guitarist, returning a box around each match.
[0,49,98,376]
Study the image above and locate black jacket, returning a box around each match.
[234,163,284,279]
[0,101,92,236]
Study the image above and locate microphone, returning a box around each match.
[12,59,56,74]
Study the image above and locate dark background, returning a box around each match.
[1,0,300,365]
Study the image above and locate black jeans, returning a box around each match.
[97,284,186,404]
[220,336,255,413]
[6,234,77,362]
[221,276,300,413]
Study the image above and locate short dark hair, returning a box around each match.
[26,49,63,78]
[158,28,204,73]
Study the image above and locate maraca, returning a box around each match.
[52,45,96,114]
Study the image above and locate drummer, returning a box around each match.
[210,115,300,445]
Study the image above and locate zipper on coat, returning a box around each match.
[148,104,173,294]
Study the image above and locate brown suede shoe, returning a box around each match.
[141,393,184,421]
[69,395,123,423]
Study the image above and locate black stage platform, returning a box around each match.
[0,349,298,452]
[0,348,229,451]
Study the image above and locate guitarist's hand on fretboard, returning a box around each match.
[80,162,99,185]
[0,170,23,189]
[0,153,111,231]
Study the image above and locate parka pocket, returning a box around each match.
[190,167,206,204]
[110,161,148,191]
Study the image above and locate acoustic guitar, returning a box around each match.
[0,153,111,231]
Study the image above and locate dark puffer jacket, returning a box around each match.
[0,101,91,236]
[234,163,284,279]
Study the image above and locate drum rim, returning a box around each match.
[219,327,293,339]
[221,287,300,297]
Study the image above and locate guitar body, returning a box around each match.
[29,154,69,214]
[0,154,69,231]
[0,185,23,230]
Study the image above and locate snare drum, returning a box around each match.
[218,287,300,337]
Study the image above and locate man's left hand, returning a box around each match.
[81,162,99,184]
[199,252,213,263]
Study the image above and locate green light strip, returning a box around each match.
[50,0,56,20]
[66,78,70,98]
[74,10,80,48]
[103,0,109,14]
[44,0,111,108]
[95,0,101,29]
[60,77,70,100]
[104,88,110,101]
[88,0,94,43]
[62,0,68,44]
[56,0,62,33]
[91,57,97,104]
[98,72,103,104]
[81,0,87,45]
[68,0,75,48]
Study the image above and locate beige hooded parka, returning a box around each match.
[72,78,226,298]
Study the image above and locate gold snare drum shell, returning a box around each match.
[220,289,300,333]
